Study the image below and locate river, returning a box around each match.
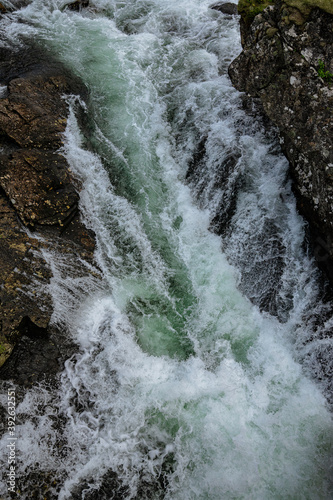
[0,0,332,498]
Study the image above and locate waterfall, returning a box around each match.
[0,1,332,498]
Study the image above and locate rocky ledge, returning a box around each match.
[0,45,99,385]
[229,0,333,283]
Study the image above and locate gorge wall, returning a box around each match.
[229,0,333,284]
[0,40,99,384]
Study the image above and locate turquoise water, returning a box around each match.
[0,0,332,498]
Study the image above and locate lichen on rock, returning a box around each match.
[238,0,274,26]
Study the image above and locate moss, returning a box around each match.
[0,341,14,368]
[288,7,307,24]
[238,0,333,27]
[318,59,333,84]
[283,0,333,15]
[266,27,279,37]
[238,0,274,25]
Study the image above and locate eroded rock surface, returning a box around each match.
[229,0,333,282]
[0,75,80,227]
[0,46,99,384]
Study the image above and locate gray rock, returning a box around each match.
[228,0,333,283]
[210,2,238,15]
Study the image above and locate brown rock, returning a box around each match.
[0,76,69,149]
[0,50,100,381]
[0,149,79,227]
[66,0,89,11]
[0,192,52,343]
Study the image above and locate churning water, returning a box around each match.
[0,0,332,498]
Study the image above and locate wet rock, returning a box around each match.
[186,136,242,238]
[0,149,79,228]
[66,0,89,11]
[230,218,287,318]
[0,333,60,386]
[210,2,238,15]
[0,191,53,344]
[0,76,70,149]
[228,0,333,285]
[185,136,207,181]
[209,153,242,235]
[0,46,99,381]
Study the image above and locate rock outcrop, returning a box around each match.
[229,0,333,283]
[0,45,99,384]
[210,2,239,15]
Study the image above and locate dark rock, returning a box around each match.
[0,191,53,350]
[71,471,129,500]
[66,0,89,11]
[228,0,333,286]
[210,2,238,15]
[0,76,69,149]
[186,136,242,239]
[185,136,207,181]
[231,218,287,318]
[209,154,242,235]
[0,149,79,228]
[0,333,60,386]
[0,45,99,382]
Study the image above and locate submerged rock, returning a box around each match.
[66,0,89,11]
[229,0,333,284]
[284,0,333,16]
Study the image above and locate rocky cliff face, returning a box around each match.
[229,0,333,283]
[0,44,100,384]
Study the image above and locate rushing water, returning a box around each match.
[0,0,333,498]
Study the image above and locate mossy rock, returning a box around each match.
[0,343,13,367]
[238,0,333,25]
[283,0,333,16]
[238,0,275,24]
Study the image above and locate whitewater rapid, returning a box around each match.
[0,0,332,498]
